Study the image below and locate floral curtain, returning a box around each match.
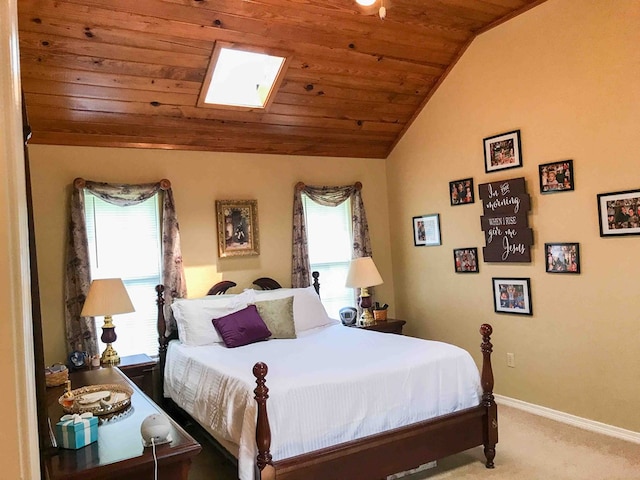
[291,182,372,288]
[64,178,186,356]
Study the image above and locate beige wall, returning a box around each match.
[28,146,394,366]
[387,0,640,431]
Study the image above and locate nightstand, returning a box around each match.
[358,319,406,335]
[116,354,156,399]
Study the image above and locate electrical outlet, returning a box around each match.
[506,352,515,368]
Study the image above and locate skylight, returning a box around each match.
[199,43,289,110]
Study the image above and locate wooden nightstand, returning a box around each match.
[117,354,156,399]
[358,319,406,335]
[82,355,156,399]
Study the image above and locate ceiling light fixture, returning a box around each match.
[356,0,387,20]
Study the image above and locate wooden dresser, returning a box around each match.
[45,367,201,479]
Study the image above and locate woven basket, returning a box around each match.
[45,364,69,387]
[373,309,388,321]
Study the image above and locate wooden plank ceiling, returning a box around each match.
[18,0,545,158]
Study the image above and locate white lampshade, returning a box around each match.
[345,257,383,289]
[356,0,376,6]
[81,278,135,317]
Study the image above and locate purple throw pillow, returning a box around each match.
[212,305,271,348]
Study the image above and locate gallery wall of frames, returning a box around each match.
[412,129,639,315]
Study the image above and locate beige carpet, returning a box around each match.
[187,404,640,480]
[407,405,640,480]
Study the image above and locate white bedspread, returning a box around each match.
[164,324,482,480]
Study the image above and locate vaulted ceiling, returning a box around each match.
[19,0,545,158]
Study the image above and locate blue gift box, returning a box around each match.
[56,413,98,449]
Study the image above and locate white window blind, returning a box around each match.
[302,194,355,318]
[84,191,162,358]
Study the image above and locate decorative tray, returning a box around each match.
[59,383,134,415]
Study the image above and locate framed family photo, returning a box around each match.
[539,160,574,194]
[413,213,441,246]
[453,247,479,273]
[449,178,474,206]
[483,129,522,173]
[545,243,580,274]
[492,277,532,316]
[597,188,640,237]
[215,199,260,257]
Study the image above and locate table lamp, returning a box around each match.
[81,278,135,365]
[345,257,383,326]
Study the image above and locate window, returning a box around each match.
[302,194,355,318]
[198,42,291,110]
[84,192,162,357]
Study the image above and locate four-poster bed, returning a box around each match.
[155,276,497,480]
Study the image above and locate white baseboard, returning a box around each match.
[495,394,640,444]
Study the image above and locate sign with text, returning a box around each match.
[479,177,532,262]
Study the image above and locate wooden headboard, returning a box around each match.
[204,272,321,296]
[207,280,237,295]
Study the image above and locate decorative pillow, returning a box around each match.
[212,305,272,348]
[171,290,256,346]
[254,296,296,339]
[253,286,337,332]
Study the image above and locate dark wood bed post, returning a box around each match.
[254,362,275,480]
[156,285,169,378]
[480,323,498,468]
[312,270,320,295]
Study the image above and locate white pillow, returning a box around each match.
[172,290,256,345]
[253,286,336,332]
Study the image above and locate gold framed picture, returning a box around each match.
[215,199,259,257]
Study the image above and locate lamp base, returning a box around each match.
[358,287,375,326]
[100,318,119,365]
[101,344,120,365]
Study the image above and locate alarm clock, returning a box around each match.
[339,307,358,326]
